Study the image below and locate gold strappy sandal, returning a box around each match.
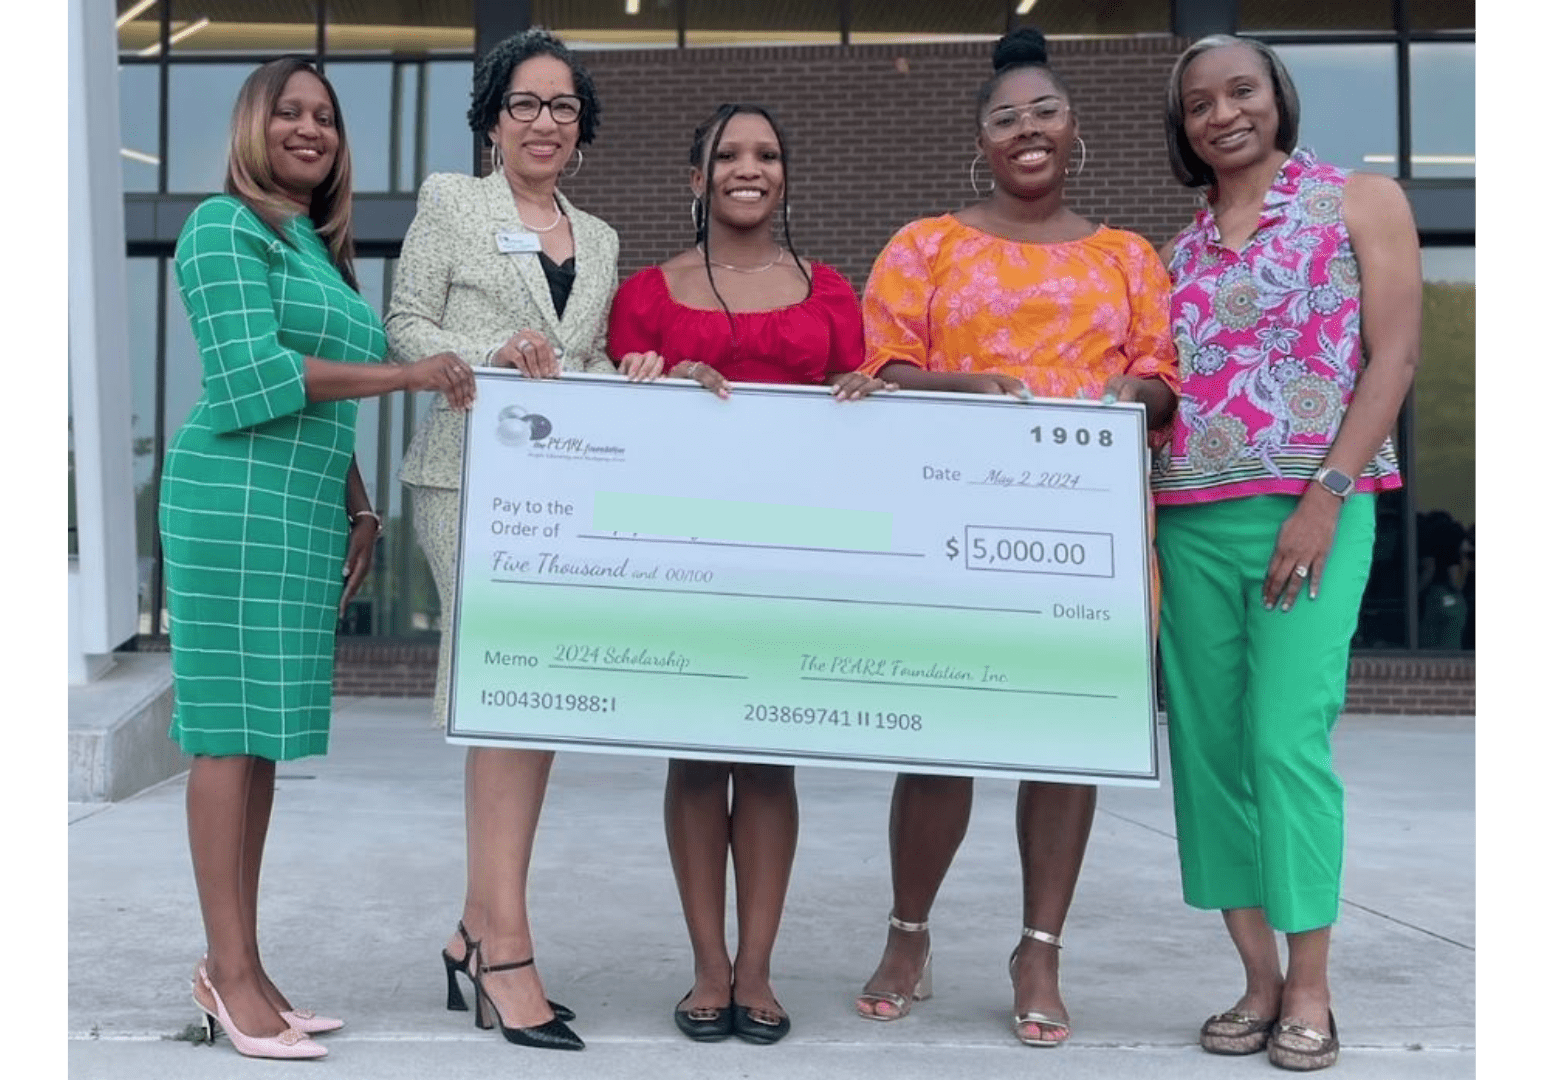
[1008,927,1070,1047]
[855,914,933,1021]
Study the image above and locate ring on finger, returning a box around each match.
[516,338,531,352]
[1293,565,1309,578]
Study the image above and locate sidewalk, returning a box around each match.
[68,698,1475,1079]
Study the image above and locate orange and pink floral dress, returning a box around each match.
[860,214,1180,632]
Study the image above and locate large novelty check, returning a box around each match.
[447,371,1158,786]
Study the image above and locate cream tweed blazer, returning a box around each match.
[387,171,619,489]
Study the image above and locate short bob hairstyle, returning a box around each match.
[225,57,357,287]
[1165,35,1301,189]
[467,28,601,148]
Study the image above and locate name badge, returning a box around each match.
[495,230,542,254]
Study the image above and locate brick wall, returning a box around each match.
[555,37,1202,290]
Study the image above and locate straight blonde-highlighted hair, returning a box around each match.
[224,58,358,289]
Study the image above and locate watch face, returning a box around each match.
[1320,469,1353,495]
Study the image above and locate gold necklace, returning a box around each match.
[697,244,785,273]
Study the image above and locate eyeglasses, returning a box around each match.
[981,99,1072,143]
[503,93,583,124]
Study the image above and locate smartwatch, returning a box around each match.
[1312,466,1355,499]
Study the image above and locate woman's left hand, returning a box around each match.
[1262,491,1342,612]
[828,371,898,401]
[339,514,380,616]
[1100,374,1146,403]
[617,351,666,381]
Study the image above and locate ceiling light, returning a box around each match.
[1361,153,1475,165]
[626,0,641,14]
[1016,1,1039,14]
[116,0,158,29]
[137,16,210,56]
[120,148,161,166]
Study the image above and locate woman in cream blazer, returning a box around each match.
[384,30,659,1052]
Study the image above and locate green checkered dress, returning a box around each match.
[159,196,386,760]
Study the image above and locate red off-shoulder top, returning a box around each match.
[607,262,864,386]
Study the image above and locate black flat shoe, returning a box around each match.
[674,994,734,1042]
[443,922,574,1021]
[731,1001,791,1045]
[471,955,584,1051]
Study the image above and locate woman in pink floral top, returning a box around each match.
[1154,36,1421,1071]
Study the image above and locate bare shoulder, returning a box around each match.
[658,249,702,274]
[1343,171,1415,227]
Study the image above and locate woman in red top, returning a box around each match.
[608,103,891,1046]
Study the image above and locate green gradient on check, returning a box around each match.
[593,491,892,550]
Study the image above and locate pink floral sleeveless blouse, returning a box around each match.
[1152,148,1402,505]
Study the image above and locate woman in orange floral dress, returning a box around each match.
[852,29,1178,1048]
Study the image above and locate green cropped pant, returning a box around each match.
[1155,494,1374,933]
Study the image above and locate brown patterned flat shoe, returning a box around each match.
[1200,1008,1276,1055]
[1268,1011,1339,1071]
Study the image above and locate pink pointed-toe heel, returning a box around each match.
[282,1008,344,1035]
[194,963,327,1060]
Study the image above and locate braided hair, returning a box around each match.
[976,26,1072,121]
[689,103,811,348]
[467,28,601,147]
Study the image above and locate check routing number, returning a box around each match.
[447,372,1159,786]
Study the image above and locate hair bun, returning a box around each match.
[992,26,1048,72]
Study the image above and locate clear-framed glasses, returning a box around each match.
[981,99,1072,143]
[503,92,583,124]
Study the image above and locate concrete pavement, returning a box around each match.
[69,698,1475,1078]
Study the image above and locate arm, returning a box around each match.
[173,200,310,434]
[1265,172,1421,609]
[383,176,507,367]
[860,224,1024,397]
[339,458,379,615]
[1102,238,1180,432]
[605,266,670,382]
[816,264,894,400]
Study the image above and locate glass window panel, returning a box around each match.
[166,0,318,55]
[850,0,1005,41]
[127,257,161,632]
[1413,246,1473,650]
[167,64,250,192]
[67,372,77,558]
[424,61,476,177]
[1409,1,1475,31]
[119,63,161,193]
[1275,44,1397,176]
[1354,489,1411,650]
[325,0,473,55]
[395,64,420,191]
[116,1,160,55]
[1410,43,1475,179]
[537,0,679,48]
[685,1,839,47]
[325,62,393,191]
[1238,1,1394,31]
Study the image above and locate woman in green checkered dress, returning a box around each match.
[160,59,477,1060]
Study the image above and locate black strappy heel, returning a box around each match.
[470,953,584,1051]
[441,921,574,1022]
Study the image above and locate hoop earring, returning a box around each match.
[490,144,504,173]
[969,153,994,197]
[1066,137,1087,178]
[562,148,584,179]
[691,195,704,234]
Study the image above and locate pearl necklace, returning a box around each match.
[516,198,564,233]
[697,243,785,274]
